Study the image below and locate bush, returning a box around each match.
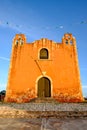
[0,90,6,102]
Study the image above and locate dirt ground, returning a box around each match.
[0,102,87,129]
[0,117,87,130]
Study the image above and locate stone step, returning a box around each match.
[30,98,57,103]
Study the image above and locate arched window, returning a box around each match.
[66,40,68,44]
[15,40,18,45]
[40,48,49,59]
[20,39,24,45]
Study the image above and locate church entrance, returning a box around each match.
[37,77,51,97]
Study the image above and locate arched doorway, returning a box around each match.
[37,77,51,97]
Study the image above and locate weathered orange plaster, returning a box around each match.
[5,33,84,103]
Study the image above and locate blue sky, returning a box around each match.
[0,0,87,96]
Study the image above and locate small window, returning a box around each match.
[70,40,73,44]
[15,40,18,45]
[20,39,23,45]
[66,40,68,44]
[40,48,49,59]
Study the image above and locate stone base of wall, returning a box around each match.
[5,96,84,103]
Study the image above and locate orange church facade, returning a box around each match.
[5,33,84,103]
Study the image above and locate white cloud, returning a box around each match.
[0,83,6,87]
[82,85,87,88]
[0,83,6,91]
[59,26,64,29]
[0,56,10,61]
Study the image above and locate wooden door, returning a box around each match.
[38,77,51,97]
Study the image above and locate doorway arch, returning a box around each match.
[37,77,51,97]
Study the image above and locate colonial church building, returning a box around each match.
[5,33,84,103]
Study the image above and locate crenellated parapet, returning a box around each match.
[12,33,77,46]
